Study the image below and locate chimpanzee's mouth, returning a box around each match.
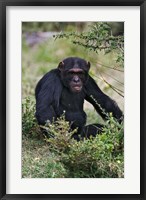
[72,85,82,92]
[70,83,83,92]
[74,86,82,91]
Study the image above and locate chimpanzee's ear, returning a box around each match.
[86,61,90,71]
[58,61,64,71]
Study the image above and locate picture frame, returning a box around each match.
[0,0,145,199]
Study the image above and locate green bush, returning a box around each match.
[62,117,124,178]
[22,97,38,135]
[22,97,124,178]
[44,113,124,178]
[43,114,78,153]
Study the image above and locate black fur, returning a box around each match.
[35,57,123,140]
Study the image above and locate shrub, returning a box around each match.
[62,116,124,178]
[22,98,124,178]
[44,113,124,178]
[43,114,78,153]
[22,97,38,135]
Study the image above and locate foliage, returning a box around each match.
[22,98,124,178]
[44,112,124,178]
[42,113,78,153]
[56,22,124,67]
[22,97,38,135]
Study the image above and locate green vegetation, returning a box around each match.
[56,22,124,67]
[22,98,124,178]
[22,22,124,178]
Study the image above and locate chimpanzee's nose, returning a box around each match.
[73,76,80,83]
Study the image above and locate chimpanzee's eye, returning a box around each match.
[78,72,85,78]
[68,71,75,75]
[78,72,84,75]
[67,70,85,77]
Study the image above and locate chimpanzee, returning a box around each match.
[35,57,123,140]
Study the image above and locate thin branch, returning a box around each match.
[100,71,124,86]
[92,74,124,98]
[97,62,124,72]
[99,74,124,98]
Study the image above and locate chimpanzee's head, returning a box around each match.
[58,57,90,93]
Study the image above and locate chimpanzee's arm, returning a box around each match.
[85,76,123,121]
[35,69,62,125]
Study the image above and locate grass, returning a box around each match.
[22,134,67,178]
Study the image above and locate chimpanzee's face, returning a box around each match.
[58,57,90,93]
[65,68,87,93]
